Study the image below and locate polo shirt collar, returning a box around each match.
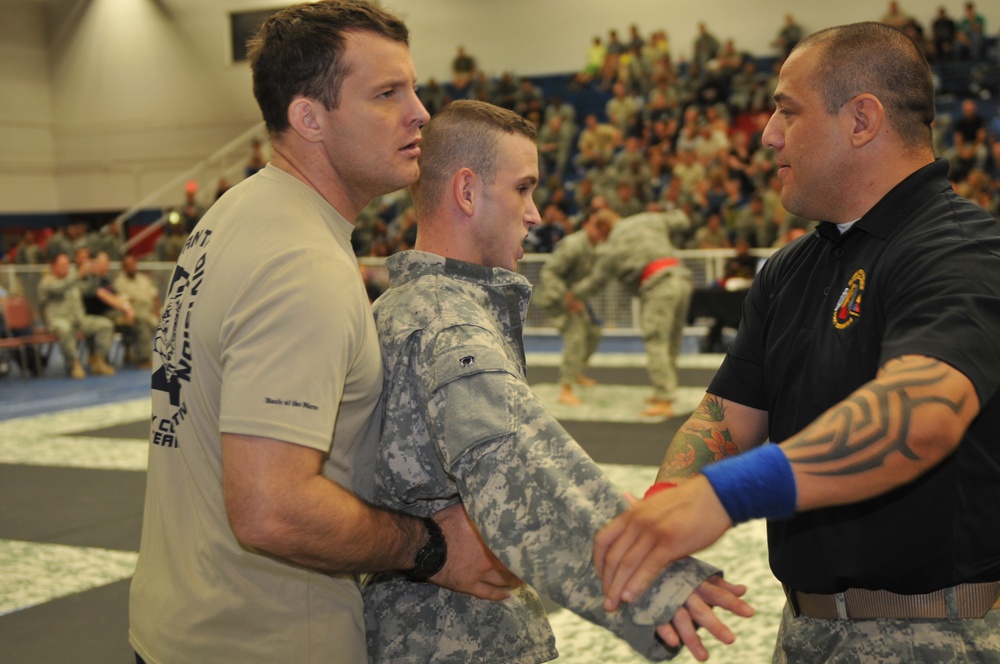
[815,159,950,242]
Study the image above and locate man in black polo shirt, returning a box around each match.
[593,21,1000,662]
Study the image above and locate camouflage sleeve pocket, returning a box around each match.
[428,345,517,469]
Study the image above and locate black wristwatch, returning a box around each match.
[404,516,447,581]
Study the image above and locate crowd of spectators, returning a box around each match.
[3,6,999,379]
[882,1,993,63]
[349,5,1000,262]
[4,4,1000,274]
[1,237,162,378]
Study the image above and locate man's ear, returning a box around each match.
[453,168,476,217]
[287,96,323,143]
[845,94,884,148]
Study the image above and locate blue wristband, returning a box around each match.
[701,443,797,524]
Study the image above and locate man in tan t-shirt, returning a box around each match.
[129,3,510,662]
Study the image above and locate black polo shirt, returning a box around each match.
[709,159,1000,594]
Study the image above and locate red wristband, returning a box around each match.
[643,482,678,499]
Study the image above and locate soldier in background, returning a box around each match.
[567,208,692,418]
[535,209,617,405]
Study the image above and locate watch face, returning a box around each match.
[417,543,447,578]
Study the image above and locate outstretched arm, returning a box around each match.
[594,354,981,609]
[434,358,753,660]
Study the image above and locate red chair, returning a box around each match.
[0,295,58,379]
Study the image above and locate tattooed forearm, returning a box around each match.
[785,358,967,477]
[694,395,727,422]
[658,396,738,479]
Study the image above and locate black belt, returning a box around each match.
[784,581,1000,620]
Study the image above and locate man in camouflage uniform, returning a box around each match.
[38,252,116,379]
[534,209,616,405]
[364,100,753,663]
[568,209,692,417]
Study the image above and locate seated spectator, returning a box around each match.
[72,245,91,278]
[544,95,576,127]
[39,253,116,379]
[950,99,989,178]
[609,136,646,178]
[13,232,44,265]
[694,122,730,161]
[600,29,626,89]
[701,169,730,217]
[466,71,494,103]
[80,251,134,324]
[728,60,763,117]
[690,212,731,249]
[80,251,140,362]
[605,83,639,138]
[672,148,706,197]
[513,79,544,117]
[537,115,575,179]
[714,39,745,81]
[732,194,775,248]
[674,119,700,154]
[572,36,607,89]
[492,71,520,110]
[574,114,620,171]
[112,254,160,369]
[618,43,650,96]
[642,29,671,72]
[607,179,646,218]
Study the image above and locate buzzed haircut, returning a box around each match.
[412,100,539,214]
[247,0,409,135]
[795,22,935,148]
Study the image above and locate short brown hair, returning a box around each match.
[247,0,409,135]
[795,22,935,148]
[412,100,538,213]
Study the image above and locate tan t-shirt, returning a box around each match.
[130,165,382,663]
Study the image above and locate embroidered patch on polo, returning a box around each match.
[833,269,865,329]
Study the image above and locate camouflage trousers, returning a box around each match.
[638,269,692,401]
[558,308,602,385]
[773,602,1000,663]
[49,314,115,364]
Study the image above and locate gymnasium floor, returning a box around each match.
[0,342,785,663]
